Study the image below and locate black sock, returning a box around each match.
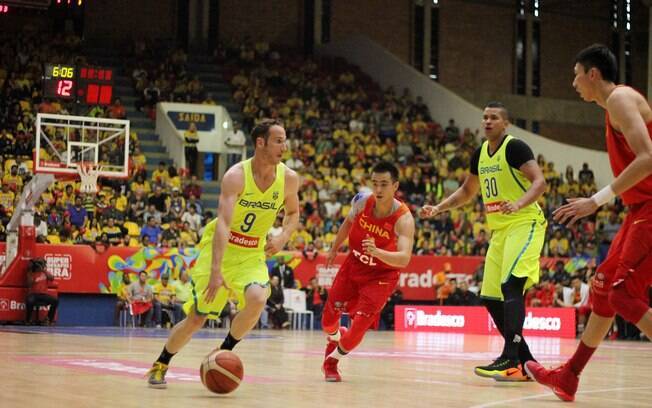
[156,346,176,365]
[482,298,506,358]
[220,332,241,351]
[501,276,528,361]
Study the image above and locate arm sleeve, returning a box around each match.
[505,139,535,169]
[469,147,481,175]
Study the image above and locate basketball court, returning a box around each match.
[1,327,650,407]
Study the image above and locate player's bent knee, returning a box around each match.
[608,284,649,324]
[245,285,268,308]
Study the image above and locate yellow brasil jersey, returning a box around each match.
[476,135,544,230]
[199,158,286,256]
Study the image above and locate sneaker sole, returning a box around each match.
[148,382,167,389]
[523,364,574,402]
[492,374,530,382]
[325,377,341,382]
[474,368,499,378]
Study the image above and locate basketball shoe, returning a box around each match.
[474,358,529,381]
[524,361,578,402]
[147,361,169,389]
[322,327,348,382]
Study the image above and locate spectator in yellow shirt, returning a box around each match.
[289,222,313,250]
[153,273,182,327]
[151,162,169,186]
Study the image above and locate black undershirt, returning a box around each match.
[469,136,535,175]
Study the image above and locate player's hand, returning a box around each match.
[500,201,521,214]
[264,235,284,257]
[553,197,598,227]
[203,269,227,304]
[326,249,337,267]
[362,235,379,256]
[418,204,441,219]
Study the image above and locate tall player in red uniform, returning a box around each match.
[525,44,652,401]
[321,161,415,382]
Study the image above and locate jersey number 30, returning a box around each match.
[484,177,499,198]
[240,212,256,233]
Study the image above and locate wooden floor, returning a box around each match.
[1,326,651,408]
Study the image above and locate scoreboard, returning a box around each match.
[43,64,114,105]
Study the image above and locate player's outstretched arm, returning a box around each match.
[205,166,244,302]
[419,174,480,218]
[362,212,415,268]
[265,168,300,257]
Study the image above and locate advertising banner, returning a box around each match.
[395,305,576,338]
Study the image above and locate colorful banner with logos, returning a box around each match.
[395,305,576,338]
[167,111,215,131]
[1,242,573,302]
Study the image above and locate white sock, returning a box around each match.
[328,328,341,342]
[328,347,347,360]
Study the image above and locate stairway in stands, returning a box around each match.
[83,49,223,212]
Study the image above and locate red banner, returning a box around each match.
[0,242,135,293]
[394,305,576,338]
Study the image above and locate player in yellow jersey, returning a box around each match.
[147,119,300,388]
[420,102,547,381]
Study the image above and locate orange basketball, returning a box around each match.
[200,350,244,394]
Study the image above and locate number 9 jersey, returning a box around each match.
[198,158,285,254]
[472,134,545,230]
[185,159,285,317]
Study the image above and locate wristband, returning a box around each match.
[591,185,615,207]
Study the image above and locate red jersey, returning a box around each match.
[347,194,410,273]
[605,108,652,205]
[29,270,49,295]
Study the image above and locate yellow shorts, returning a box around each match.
[183,247,270,318]
[480,219,546,301]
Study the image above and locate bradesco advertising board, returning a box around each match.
[395,305,576,338]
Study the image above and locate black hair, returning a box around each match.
[575,44,618,83]
[251,118,284,145]
[372,161,400,182]
[484,101,510,121]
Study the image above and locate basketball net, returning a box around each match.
[77,163,101,194]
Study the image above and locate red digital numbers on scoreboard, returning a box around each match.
[56,80,74,97]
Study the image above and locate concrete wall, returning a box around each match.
[219,0,303,48]
[84,0,177,44]
[330,0,412,64]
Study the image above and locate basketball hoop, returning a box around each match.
[77,163,101,194]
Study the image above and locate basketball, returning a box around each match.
[200,350,244,394]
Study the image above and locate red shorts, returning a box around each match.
[592,200,652,317]
[327,256,400,317]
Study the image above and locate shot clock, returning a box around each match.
[42,63,114,105]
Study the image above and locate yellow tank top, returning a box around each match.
[478,135,544,230]
[199,158,286,255]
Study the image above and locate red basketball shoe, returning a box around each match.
[524,361,579,402]
[322,357,342,382]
